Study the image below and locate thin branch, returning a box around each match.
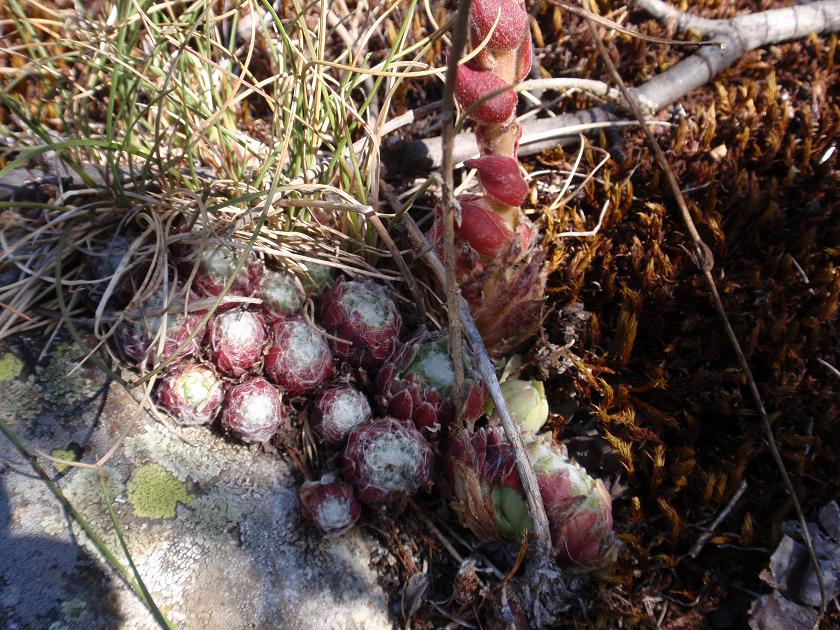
[401,214,554,558]
[689,480,748,559]
[581,0,828,622]
[439,0,472,410]
[384,0,840,173]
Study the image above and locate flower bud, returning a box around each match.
[299,475,361,537]
[221,377,283,443]
[469,0,528,55]
[486,379,548,433]
[341,418,434,505]
[208,309,267,377]
[264,317,333,395]
[157,362,224,425]
[319,279,402,369]
[312,386,372,447]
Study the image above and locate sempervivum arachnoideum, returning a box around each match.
[341,417,434,506]
[119,288,207,364]
[157,362,224,425]
[264,316,333,395]
[445,428,616,568]
[376,329,486,437]
[319,278,402,369]
[192,244,262,304]
[221,377,283,443]
[256,268,305,322]
[299,474,361,537]
[312,386,372,447]
[208,308,267,377]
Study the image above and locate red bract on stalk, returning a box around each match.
[264,316,333,395]
[312,386,372,447]
[157,363,225,426]
[208,309,267,377]
[299,475,361,537]
[341,417,434,506]
[376,329,486,437]
[431,0,546,356]
[319,279,402,369]
[445,428,617,568]
[221,377,283,443]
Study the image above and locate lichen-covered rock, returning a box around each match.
[1,336,392,629]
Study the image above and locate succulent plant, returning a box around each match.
[376,329,486,437]
[221,377,283,443]
[445,429,616,567]
[312,386,372,447]
[341,417,434,506]
[157,362,225,425]
[319,279,402,369]
[256,268,305,322]
[485,379,549,433]
[299,475,361,537]
[192,244,262,302]
[264,316,333,395]
[208,308,267,377]
[300,261,335,296]
[119,288,207,364]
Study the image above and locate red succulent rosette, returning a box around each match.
[208,308,267,377]
[340,417,434,506]
[221,377,283,443]
[319,278,402,369]
[311,386,372,447]
[256,268,305,322]
[445,428,617,567]
[264,316,333,395]
[299,475,361,537]
[157,362,225,426]
[375,329,486,437]
[192,244,262,309]
[118,288,207,365]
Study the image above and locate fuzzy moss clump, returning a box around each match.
[0,352,23,382]
[127,463,193,519]
[50,449,77,474]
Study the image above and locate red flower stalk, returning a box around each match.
[430,0,546,356]
[376,329,486,437]
[299,475,361,537]
[119,288,207,365]
[264,316,333,395]
[221,377,283,443]
[208,308,267,377]
[256,268,305,322]
[341,417,434,506]
[312,386,372,447]
[157,362,225,425]
[445,428,617,568]
[319,278,402,369]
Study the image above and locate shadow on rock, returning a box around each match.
[0,475,124,628]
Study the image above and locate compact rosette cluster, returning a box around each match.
[430,0,547,356]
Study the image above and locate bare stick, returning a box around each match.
[689,480,748,559]
[384,0,840,174]
[582,0,827,620]
[439,0,472,408]
[402,214,554,557]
